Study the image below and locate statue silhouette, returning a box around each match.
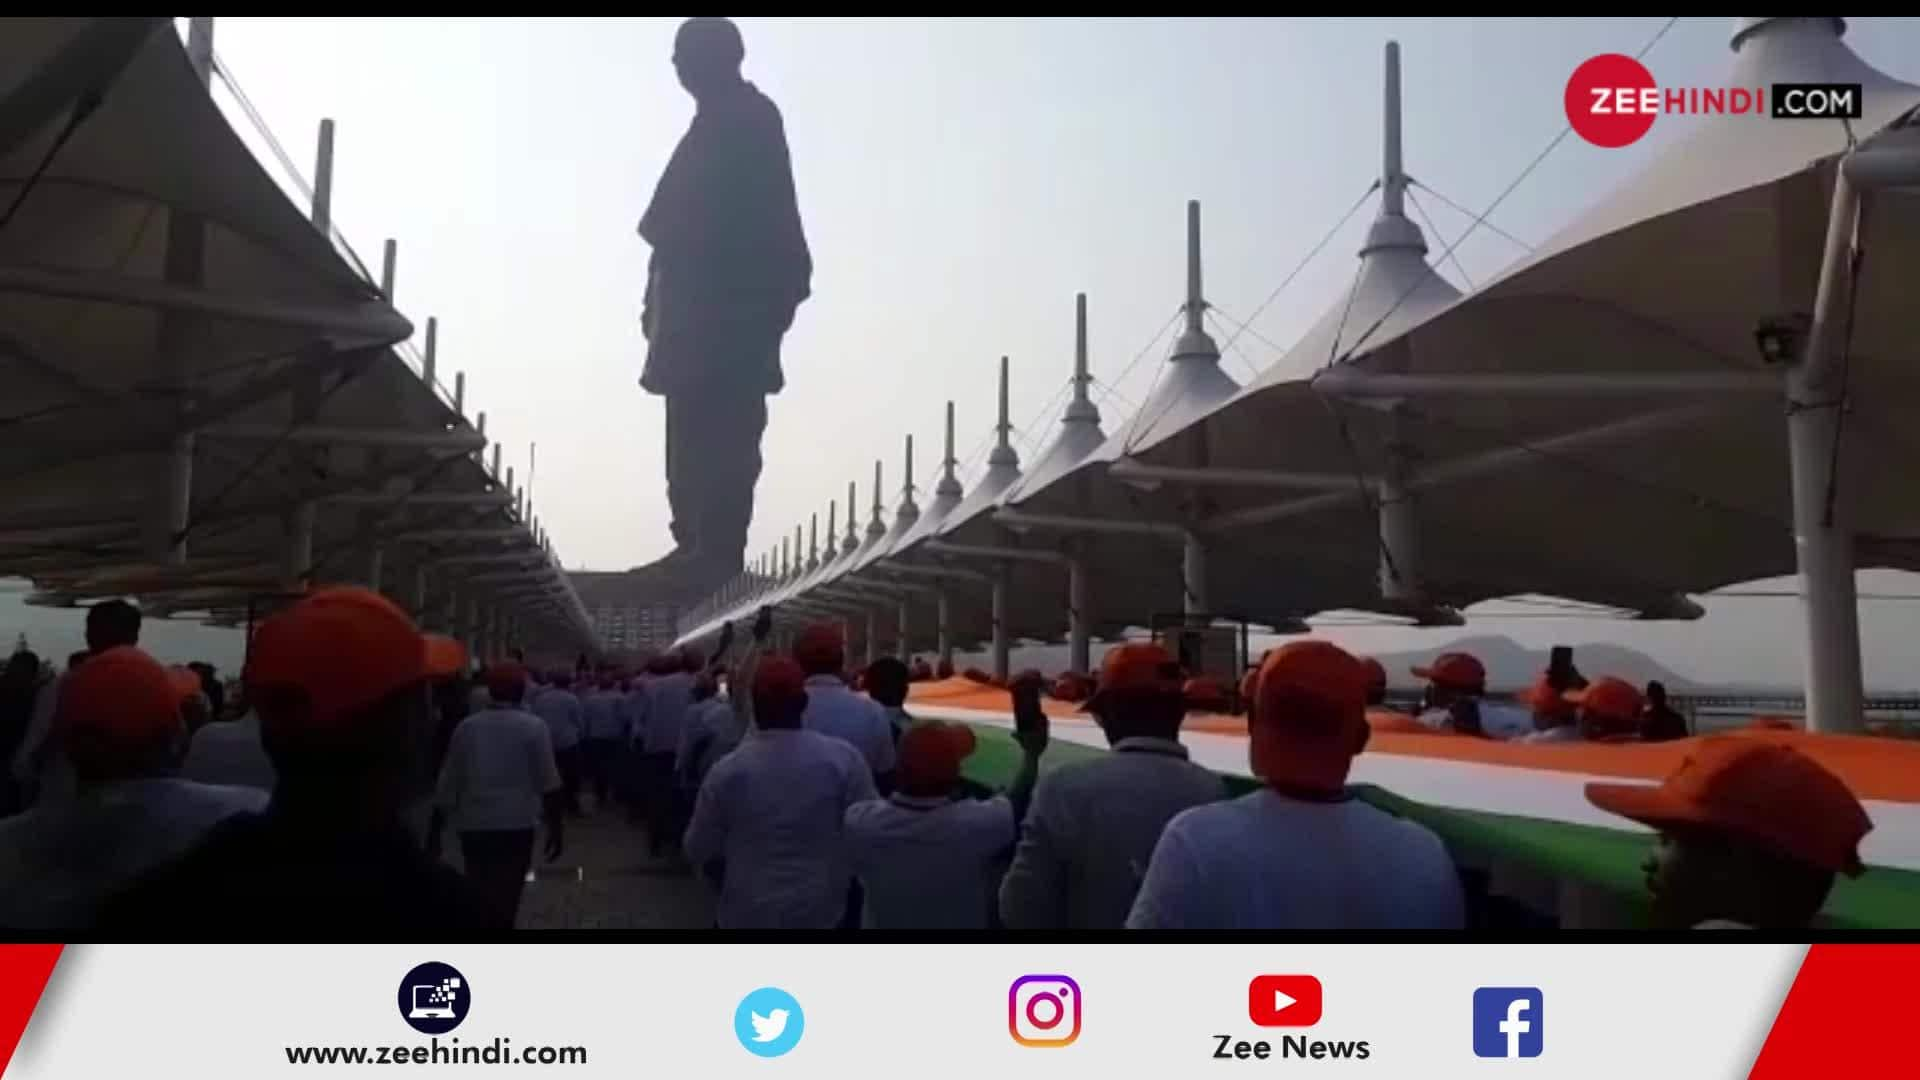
[634,16,811,593]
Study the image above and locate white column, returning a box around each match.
[1183,529,1209,619]
[1377,415,1422,606]
[865,608,880,666]
[1067,549,1091,674]
[991,561,1011,681]
[896,597,910,660]
[1382,40,1405,217]
[186,18,214,81]
[936,589,953,670]
[379,238,397,300]
[311,119,334,232]
[1788,163,1866,733]
[158,18,215,567]
[163,432,193,566]
[285,117,333,588]
[422,317,438,386]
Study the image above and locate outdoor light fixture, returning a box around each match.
[1753,313,1810,366]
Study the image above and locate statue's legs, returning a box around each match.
[665,383,767,581]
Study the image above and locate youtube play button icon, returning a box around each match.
[1248,975,1323,1027]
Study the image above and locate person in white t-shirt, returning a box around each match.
[683,655,876,929]
[530,670,584,816]
[863,656,915,744]
[638,650,700,857]
[579,676,628,810]
[0,646,263,929]
[180,710,274,791]
[674,673,738,790]
[793,624,895,789]
[1128,640,1464,930]
[429,663,564,929]
[845,720,1036,929]
[999,645,1223,930]
[11,599,144,810]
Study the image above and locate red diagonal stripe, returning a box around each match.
[1749,944,1919,1078]
[0,945,62,1077]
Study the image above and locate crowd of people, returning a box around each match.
[0,589,1880,932]
[1368,648,1697,745]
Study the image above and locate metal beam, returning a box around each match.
[0,522,133,547]
[876,562,993,586]
[1203,405,1719,533]
[0,17,161,160]
[1309,368,1779,399]
[992,508,1185,539]
[393,527,526,544]
[0,344,380,476]
[922,541,1069,565]
[461,570,560,587]
[0,265,411,345]
[325,490,510,508]
[202,425,486,451]
[1108,457,1354,493]
[1842,127,1920,190]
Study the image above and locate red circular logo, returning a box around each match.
[1564,53,1658,148]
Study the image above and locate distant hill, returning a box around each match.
[1363,635,1710,693]
[956,633,1711,693]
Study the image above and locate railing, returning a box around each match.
[193,27,596,649]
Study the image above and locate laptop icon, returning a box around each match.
[408,978,460,1020]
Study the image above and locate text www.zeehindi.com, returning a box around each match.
[284,1038,586,1066]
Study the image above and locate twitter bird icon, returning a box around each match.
[751,1009,788,1042]
[734,987,805,1058]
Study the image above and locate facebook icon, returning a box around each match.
[1472,987,1543,1058]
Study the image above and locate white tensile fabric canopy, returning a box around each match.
[0,18,592,647]
[674,19,1920,698]
[1122,18,1920,621]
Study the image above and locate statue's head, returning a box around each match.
[673,17,746,101]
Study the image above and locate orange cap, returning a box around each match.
[1183,675,1229,711]
[1565,676,1644,726]
[1085,642,1181,712]
[56,645,196,745]
[753,655,808,704]
[793,623,845,670]
[1360,656,1388,691]
[484,661,528,700]
[245,586,466,727]
[897,720,978,795]
[1411,651,1485,692]
[1519,674,1577,720]
[1252,640,1370,791]
[167,665,204,701]
[1585,737,1872,875]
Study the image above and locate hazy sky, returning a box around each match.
[172,16,1920,686]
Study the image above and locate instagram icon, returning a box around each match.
[1008,975,1081,1047]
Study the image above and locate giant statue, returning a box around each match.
[633,16,811,594]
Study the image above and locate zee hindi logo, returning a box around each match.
[1564,53,1862,147]
[398,961,471,1036]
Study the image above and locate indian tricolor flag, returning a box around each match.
[912,677,1920,929]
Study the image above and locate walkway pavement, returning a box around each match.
[514,799,714,930]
